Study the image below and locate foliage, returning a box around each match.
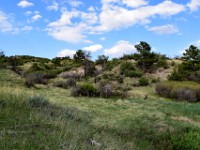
[83,59,96,77]
[155,81,200,102]
[139,77,149,86]
[53,79,76,89]
[27,96,49,108]
[98,81,113,98]
[71,83,99,97]
[73,50,86,63]
[95,55,109,67]
[169,45,200,83]
[24,72,47,87]
[120,62,142,77]
[134,41,158,72]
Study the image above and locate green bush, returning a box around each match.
[120,62,142,78]
[139,77,149,86]
[71,83,99,97]
[0,99,7,108]
[171,129,200,150]
[27,96,49,108]
[156,81,200,102]
[156,59,169,69]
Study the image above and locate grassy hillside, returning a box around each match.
[1,69,200,150]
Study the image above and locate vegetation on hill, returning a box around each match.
[1,41,200,149]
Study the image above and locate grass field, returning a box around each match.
[0,69,200,149]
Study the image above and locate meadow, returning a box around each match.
[1,69,200,150]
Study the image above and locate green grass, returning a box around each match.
[1,69,200,149]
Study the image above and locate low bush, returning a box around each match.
[53,79,76,89]
[71,83,99,97]
[120,62,142,78]
[156,81,200,102]
[156,59,169,69]
[139,77,149,86]
[27,96,49,108]
[24,72,47,87]
[98,81,113,98]
[0,99,7,108]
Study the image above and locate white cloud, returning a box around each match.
[68,0,83,7]
[25,11,32,16]
[47,1,185,43]
[47,1,59,11]
[47,26,85,43]
[0,11,19,33]
[146,24,179,35]
[104,40,136,58]
[100,37,106,41]
[83,44,103,53]
[21,26,33,31]
[31,14,42,22]
[57,49,76,58]
[0,11,13,32]
[122,0,148,8]
[195,40,200,46]
[187,0,200,11]
[96,0,185,32]
[18,0,34,8]
[48,10,79,27]
[47,10,98,43]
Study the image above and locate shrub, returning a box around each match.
[126,70,142,78]
[53,81,68,89]
[54,79,76,89]
[155,81,200,102]
[120,62,142,78]
[156,59,169,69]
[71,86,81,97]
[28,96,49,108]
[0,99,7,108]
[139,77,149,86]
[175,88,197,102]
[24,72,47,87]
[98,81,113,98]
[29,63,41,72]
[66,78,76,87]
[71,83,99,97]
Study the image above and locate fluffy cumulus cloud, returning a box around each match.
[21,26,33,31]
[68,0,83,7]
[47,1,59,11]
[83,44,103,53]
[17,0,34,8]
[187,0,200,11]
[47,9,98,43]
[46,0,185,43]
[31,14,42,22]
[146,24,179,35]
[96,0,185,32]
[122,0,148,8]
[0,11,13,32]
[57,49,76,57]
[104,40,136,58]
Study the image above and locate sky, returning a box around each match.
[0,0,200,59]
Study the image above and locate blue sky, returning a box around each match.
[0,0,200,59]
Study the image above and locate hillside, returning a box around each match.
[0,54,200,149]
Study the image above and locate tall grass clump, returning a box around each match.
[27,96,49,108]
[156,81,200,102]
